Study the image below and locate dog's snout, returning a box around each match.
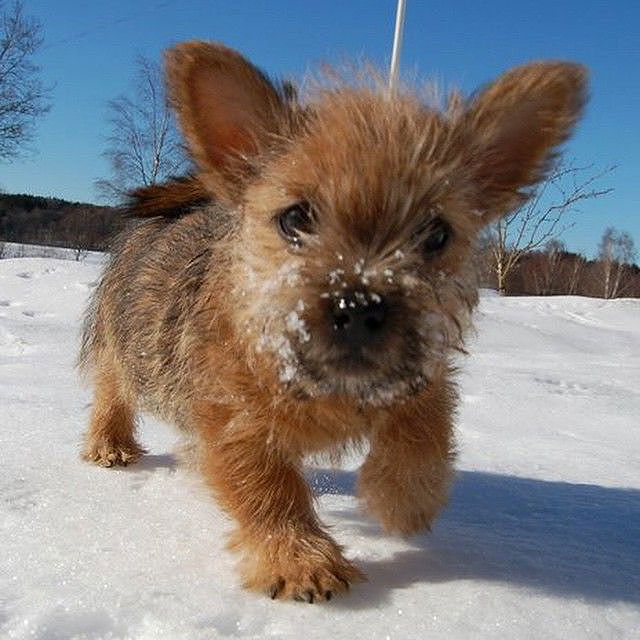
[331,291,387,345]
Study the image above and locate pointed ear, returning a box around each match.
[462,63,587,223]
[165,42,285,203]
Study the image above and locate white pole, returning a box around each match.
[389,0,407,91]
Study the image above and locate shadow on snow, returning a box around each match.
[307,468,640,608]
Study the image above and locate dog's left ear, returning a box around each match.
[461,63,587,224]
[165,42,285,203]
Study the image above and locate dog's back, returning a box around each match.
[80,190,233,425]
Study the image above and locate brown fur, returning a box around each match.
[79,41,587,602]
[126,175,210,218]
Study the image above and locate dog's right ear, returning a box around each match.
[165,42,285,203]
[460,62,587,225]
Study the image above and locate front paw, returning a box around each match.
[368,499,439,536]
[82,437,146,467]
[238,533,365,602]
[358,466,453,536]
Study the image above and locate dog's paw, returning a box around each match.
[376,504,437,536]
[363,491,444,536]
[359,480,446,536]
[359,460,453,536]
[82,440,146,467]
[241,536,365,602]
[265,556,364,603]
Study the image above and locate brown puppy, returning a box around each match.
[79,42,586,602]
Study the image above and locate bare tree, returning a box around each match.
[58,208,94,260]
[0,1,50,160]
[485,162,613,294]
[96,55,188,203]
[529,239,566,295]
[598,227,637,299]
[565,253,586,295]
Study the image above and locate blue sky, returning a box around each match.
[1,0,638,257]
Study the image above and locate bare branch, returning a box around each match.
[95,55,189,203]
[0,1,51,160]
[484,161,615,294]
[597,227,637,298]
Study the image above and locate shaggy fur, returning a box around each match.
[79,41,587,602]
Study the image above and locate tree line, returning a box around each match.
[0,192,121,259]
[479,233,639,299]
[1,190,638,298]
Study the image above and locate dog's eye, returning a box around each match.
[277,202,314,245]
[417,217,452,256]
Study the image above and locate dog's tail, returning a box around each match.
[125,175,211,219]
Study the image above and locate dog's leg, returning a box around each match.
[82,366,145,467]
[194,414,364,601]
[358,385,455,535]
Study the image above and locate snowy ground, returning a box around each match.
[1,254,639,639]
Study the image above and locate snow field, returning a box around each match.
[1,256,638,639]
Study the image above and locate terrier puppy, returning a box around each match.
[80,42,586,602]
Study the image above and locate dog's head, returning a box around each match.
[165,42,586,404]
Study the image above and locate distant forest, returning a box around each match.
[0,192,123,256]
[477,245,640,298]
[1,191,638,297]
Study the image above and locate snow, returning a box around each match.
[1,254,639,639]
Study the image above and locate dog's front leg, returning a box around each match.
[358,390,456,536]
[194,411,364,601]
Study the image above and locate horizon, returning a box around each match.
[1,0,638,259]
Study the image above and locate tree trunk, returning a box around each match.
[603,261,612,299]
[496,258,507,295]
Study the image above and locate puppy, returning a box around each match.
[80,42,586,602]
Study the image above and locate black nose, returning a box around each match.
[331,291,387,347]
